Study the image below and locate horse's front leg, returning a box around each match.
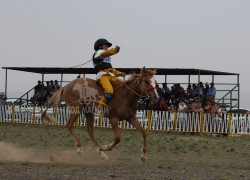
[101,116,120,151]
[128,115,147,162]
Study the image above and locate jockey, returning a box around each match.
[92,38,126,109]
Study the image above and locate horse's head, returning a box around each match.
[138,67,159,102]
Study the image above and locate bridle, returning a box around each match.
[124,77,156,98]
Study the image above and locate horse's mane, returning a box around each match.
[112,72,138,90]
[113,68,156,91]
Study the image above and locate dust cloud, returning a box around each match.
[0,142,110,165]
[0,142,47,163]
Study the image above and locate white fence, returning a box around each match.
[0,105,249,135]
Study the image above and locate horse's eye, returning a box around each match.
[145,81,150,85]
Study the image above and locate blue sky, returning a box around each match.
[0,0,250,107]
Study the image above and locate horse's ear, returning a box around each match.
[153,68,157,75]
[140,66,146,74]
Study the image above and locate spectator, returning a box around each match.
[149,100,158,110]
[198,82,204,97]
[168,104,176,113]
[192,84,199,98]
[176,84,186,99]
[204,104,213,113]
[197,82,205,106]
[170,85,176,95]
[171,84,186,110]
[161,83,171,98]
[138,98,146,110]
[156,84,162,98]
[203,82,210,106]
[45,81,52,92]
[54,80,60,90]
[50,80,56,95]
[186,102,193,113]
[192,98,203,112]
[169,85,177,107]
[186,84,193,99]
[219,105,227,113]
[211,103,219,113]
[33,81,44,106]
[43,81,51,102]
[204,82,209,97]
[34,81,42,95]
[178,99,187,112]
[159,97,168,110]
[207,82,216,98]
[205,96,216,107]
[212,103,226,114]
[212,104,227,135]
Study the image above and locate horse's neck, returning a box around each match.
[121,79,141,100]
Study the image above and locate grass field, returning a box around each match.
[0,123,249,180]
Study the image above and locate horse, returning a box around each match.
[42,67,159,161]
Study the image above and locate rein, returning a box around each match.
[124,77,155,98]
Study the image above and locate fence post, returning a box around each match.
[32,106,36,124]
[173,111,177,132]
[122,120,125,129]
[200,112,205,134]
[0,105,2,122]
[227,113,232,136]
[11,105,15,124]
[53,107,58,125]
[99,116,103,127]
[147,110,152,131]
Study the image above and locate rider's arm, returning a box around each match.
[99,46,120,59]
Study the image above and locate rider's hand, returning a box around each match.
[115,46,120,52]
[121,72,126,80]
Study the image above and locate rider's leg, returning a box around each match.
[98,74,114,108]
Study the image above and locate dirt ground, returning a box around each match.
[0,123,249,180]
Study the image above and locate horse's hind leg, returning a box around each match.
[129,116,147,162]
[85,113,108,159]
[66,113,82,153]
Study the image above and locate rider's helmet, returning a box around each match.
[94,38,112,51]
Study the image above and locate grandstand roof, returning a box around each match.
[2,67,239,75]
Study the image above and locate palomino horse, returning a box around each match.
[42,67,159,161]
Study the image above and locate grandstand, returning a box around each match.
[2,67,239,110]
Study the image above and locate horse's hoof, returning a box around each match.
[140,155,147,162]
[96,147,109,160]
[76,147,83,156]
[99,151,109,160]
[101,144,110,151]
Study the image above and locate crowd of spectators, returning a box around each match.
[31,80,60,106]
[138,82,226,113]
[31,79,222,112]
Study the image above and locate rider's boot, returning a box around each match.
[96,94,111,117]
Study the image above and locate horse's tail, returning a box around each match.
[41,87,64,123]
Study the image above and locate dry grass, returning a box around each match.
[0,123,249,180]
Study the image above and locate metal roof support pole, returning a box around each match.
[42,73,44,83]
[83,74,85,78]
[165,75,167,84]
[237,74,240,110]
[212,75,214,83]
[188,75,190,85]
[60,73,63,86]
[5,69,7,97]
[198,70,200,83]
